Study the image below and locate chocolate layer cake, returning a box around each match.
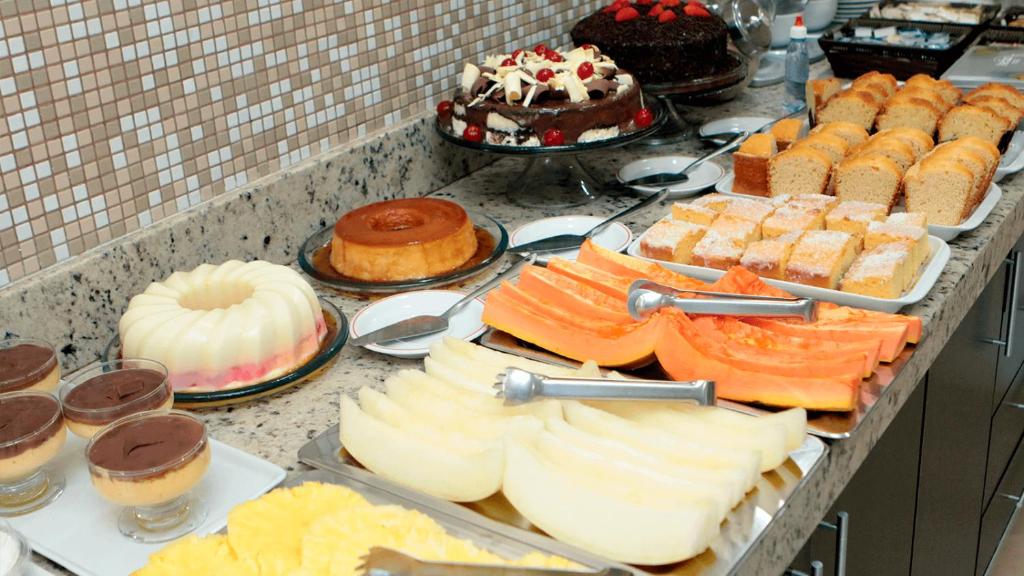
[571,1,732,85]
[438,45,648,146]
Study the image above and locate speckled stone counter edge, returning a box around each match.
[0,114,490,372]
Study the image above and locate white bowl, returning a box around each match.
[350,290,487,359]
[510,215,632,264]
[804,0,838,31]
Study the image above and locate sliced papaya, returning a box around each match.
[657,314,859,412]
[711,266,794,299]
[690,315,873,378]
[545,258,636,300]
[747,318,908,363]
[662,310,863,381]
[482,288,660,368]
[492,283,639,337]
[576,240,708,292]
[517,265,633,324]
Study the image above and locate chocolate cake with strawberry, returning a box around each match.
[571,0,732,85]
[437,45,652,147]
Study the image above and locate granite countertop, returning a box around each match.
[22,66,1024,575]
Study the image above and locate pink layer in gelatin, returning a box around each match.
[165,315,328,392]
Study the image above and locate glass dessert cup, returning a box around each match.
[0,391,66,516]
[86,410,211,543]
[0,338,61,394]
[0,520,31,574]
[60,359,173,439]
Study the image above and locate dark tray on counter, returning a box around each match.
[868,0,1002,25]
[819,17,981,79]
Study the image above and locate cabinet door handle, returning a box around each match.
[981,253,1022,356]
[784,562,824,576]
[1007,252,1023,358]
[819,511,850,576]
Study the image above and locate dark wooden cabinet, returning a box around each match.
[789,380,925,576]
[911,258,1005,576]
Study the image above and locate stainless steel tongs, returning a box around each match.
[494,368,715,406]
[627,279,817,322]
[358,547,632,576]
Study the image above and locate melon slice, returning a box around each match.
[676,405,807,453]
[563,402,761,491]
[389,370,563,421]
[339,396,503,502]
[533,430,732,519]
[587,401,787,472]
[359,387,542,442]
[545,418,746,504]
[439,337,578,378]
[503,441,718,565]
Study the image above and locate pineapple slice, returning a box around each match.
[132,534,258,576]
[226,482,370,574]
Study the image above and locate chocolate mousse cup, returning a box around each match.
[86,409,210,542]
[60,359,172,438]
[0,339,60,394]
[0,391,66,516]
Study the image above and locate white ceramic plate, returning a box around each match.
[617,156,726,198]
[715,172,1003,242]
[628,229,950,313]
[699,116,773,143]
[510,216,632,264]
[8,434,285,576]
[996,131,1024,182]
[351,290,486,358]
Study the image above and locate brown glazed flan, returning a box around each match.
[330,198,478,282]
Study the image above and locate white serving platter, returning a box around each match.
[714,172,1002,241]
[996,131,1024,182]
[8,434,286,576]
[627,232,950,313]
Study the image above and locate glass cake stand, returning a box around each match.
[435,99,667,209]
[639,51,758,147]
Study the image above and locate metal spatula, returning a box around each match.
[357,547,632,576]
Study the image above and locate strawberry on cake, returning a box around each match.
[437,44,651,146]
[118,260,327,392]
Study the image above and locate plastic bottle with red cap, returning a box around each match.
[784,14,809,114]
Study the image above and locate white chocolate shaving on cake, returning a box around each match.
[565,74,588,103]
[504,72,522,104]
[461,63,480,93]
[522,84,538,108]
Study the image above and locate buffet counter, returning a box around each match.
[7,66,1024,575]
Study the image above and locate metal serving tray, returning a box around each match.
[298,424,828,576]
[479,328,911,440]
[281,469,625,573]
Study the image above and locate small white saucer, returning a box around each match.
[699,117,773,144]
[510,215,632,264]
[618,156,726,198]
[351,290,486,358]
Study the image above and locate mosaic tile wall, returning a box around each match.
[0,0,607,287]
